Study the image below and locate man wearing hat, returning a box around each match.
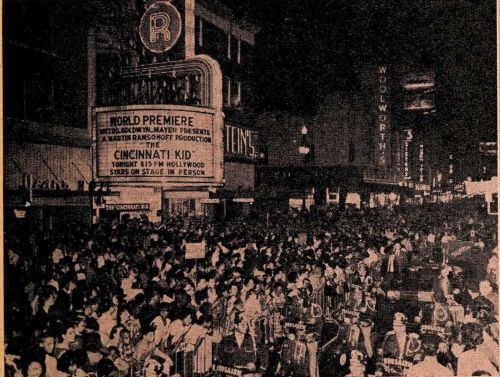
[381,313,420,360]
[381,242,408,290]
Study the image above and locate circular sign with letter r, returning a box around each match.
[139,1,182,53]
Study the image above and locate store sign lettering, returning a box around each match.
[378,66,389,166]
[419,143,424,182]
[403,129,412,180]
[224,124,259,159]
[150,12,171,43]
[139,1,182,53]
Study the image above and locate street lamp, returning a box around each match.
[299,126,310,156]
[299,126,310,210]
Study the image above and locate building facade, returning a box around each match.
[4,0,261,224]
[4,1,94,225]
[257,64,440,208]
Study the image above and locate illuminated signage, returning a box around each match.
[105,203,150,211]
[95,105,223,185]
[377,66,389,166]
[418,143,424,182]
[224,124,259,160]
[403,129,412,180]
[139,1,182,53]
[402,72,435,112]
[401,72,435,90]
[233,198,254,203]
[479,142,497,156]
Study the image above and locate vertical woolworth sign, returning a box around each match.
[139,0,182,53]
[377,65,390,167]
[94,105,223,185]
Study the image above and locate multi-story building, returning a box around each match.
[194,0,263,216]
[257,64,440,207]
[4,1,94,225]
[4,0,261,224]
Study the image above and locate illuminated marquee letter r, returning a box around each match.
[150,12,171,43]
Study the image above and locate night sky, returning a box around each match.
[222,0,497,144]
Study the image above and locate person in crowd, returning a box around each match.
[479,279,499,315]
[381,312,419,361]
[405,334,453,377]
[216,311,268,377]
[456,322,498,377]
[117,305,141,344]
[54,322,77,359]
[35,331,67,377]
[276,326,309,377]
[22,360,46,377]
[150,302,171,347]
[135,325,172,376]
[381,242,408,290]
[116,328,134,369]
[163,306,196,375]
[432,265,455,305]
[32,287,58,334]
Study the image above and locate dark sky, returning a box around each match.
[222,0,497,142]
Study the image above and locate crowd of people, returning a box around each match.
[4,197,499,377]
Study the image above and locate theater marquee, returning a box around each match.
[94,105,223,186]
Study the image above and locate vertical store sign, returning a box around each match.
[403,129,413,180]
[377,66,390,166]
[448,154,453,183]
[418,143,424,182]
[139,1,182,53]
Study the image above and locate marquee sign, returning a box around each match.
[94,105,223,186]
[139,1,182,53]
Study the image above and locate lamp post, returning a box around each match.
[299,126,310,211]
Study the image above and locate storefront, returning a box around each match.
[220,121,263,217]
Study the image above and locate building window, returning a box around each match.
[202,21,225,60]
[169,198,196,215]
[198,18,203,47]
[223,76,231,107]
[230,80,241,107]
[349,141,355,163]
[237,39,241,64]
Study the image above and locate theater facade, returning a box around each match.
[4,0,262,224]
